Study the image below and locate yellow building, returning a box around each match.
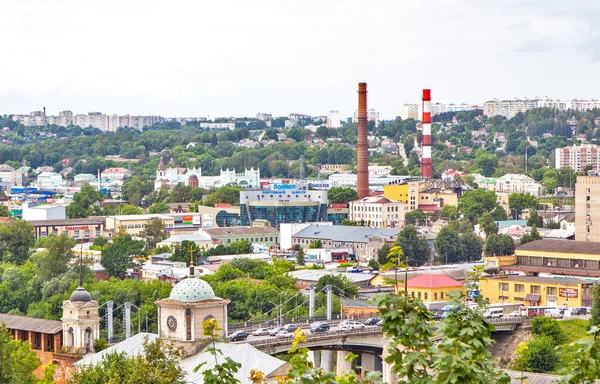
[397,274,465,304]
[383,180,459,212]
[479,275,595,307]
[105,214,175,236]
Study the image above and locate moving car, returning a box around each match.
[251,328,270,336]
[483,308,504,319]
[339,321,365,331]
[282,324,298,332]
[268,327,285,336]
[229,331,249,342]
[277,330,294,338]
[544,308,563,319]
[364,318,380,326]
[310,322,330,333]
[571,307,587,316]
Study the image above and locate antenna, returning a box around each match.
[79,240,83,287]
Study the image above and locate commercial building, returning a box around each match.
[576,175,600,241]
[105,213,203,236]
[239,183,328,228]
[328,174,413,191]
[479,274,594,308]
[292,224,400,262]
[349,196,405,228]
[555,144,600,172]
[29,218,106,240]
[196,226,279,247]
[22,202,66,221]
[193,205,241,228]
[383,179,460,212]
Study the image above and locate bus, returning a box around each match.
[519,305,566,317]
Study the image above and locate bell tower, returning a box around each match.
[61,253,100,354]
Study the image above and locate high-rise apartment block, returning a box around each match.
[555,145,600,172]
[575,175,600,241]
[12,110,165,131]
[326,110,341,129]
[484,98,600,119]
[400,104,419,120]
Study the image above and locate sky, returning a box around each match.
[2,0,600,119]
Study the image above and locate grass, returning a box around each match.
[559,319,591,344]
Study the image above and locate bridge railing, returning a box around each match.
[243,327,383,348]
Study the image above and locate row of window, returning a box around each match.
[225,236,277,244]
[516,256,598,269]
[410,291,445,301]
[498,282,545,294]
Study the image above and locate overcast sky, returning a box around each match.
[2,0,600,119]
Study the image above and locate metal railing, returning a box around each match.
[242,327,383,348]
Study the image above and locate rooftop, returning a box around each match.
[294,224,400,243]
[201,226,278,237]
[517,239,600,255]
[407,274,463,289]
[28,218,105,226]
[483,274,592,286]
[288,269,377,284]
[0,313,62,334]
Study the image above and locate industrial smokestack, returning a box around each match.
[357,82,369,198]
[421,89,432,178]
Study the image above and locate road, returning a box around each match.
[231,323,381,343]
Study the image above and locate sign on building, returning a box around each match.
[558,287,578,298]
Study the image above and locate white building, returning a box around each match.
[368,166,393,177]
[483,99,540,119]
[36,172,63,188]
[13,110,164,131]
[349,196,405,228]
[400,104,419,120]
[279,222,334,250]
[0,164,25,187]
[326,110,341,129]
[101,167,131,180]
[22,202,66,221]
[199,122,235,130]
[256,113,272,121]
[555,144,600,172]
[154,158,260,191]
[353,108,380,126]
[494,174,544,197]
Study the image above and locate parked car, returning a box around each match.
[508,310,521,317]
[310,322,330,333]
[544,308,563,319]
[268,327,284,336]
[571,307,587,316]
[364,318,380,326]
[339,321,365,331]
[432,313,442,321]
[277,330,294,338]
[376,319,383,326]
[229,331,249,342]
[483,308,504,319]
[252,328,270,336]
[282,324,298,333]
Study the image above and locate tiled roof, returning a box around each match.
[407,274,462,289]
[0,313,62,334]
[517,239,600,255]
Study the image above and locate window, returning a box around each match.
[547,287,557,295]
[514,284,524,293]
[440,292,444,300]
[417,292,421,299]
[434,292,438,300]
[530,285,540,294]
[499,282,509,291]
[424,293,428,300]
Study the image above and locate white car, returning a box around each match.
[252,328,270,336]
[339,321,365,331]
[277,330,294,338]
[508,311,521,317]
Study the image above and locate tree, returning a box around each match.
[121,176,154,206]
[170,241,202,264]
[478,212,498,237]
[405,210,426,226]
[558,327,600,384]
[461,232,483,262]
[68,337,185,384]
[296,247,305,266]
[101,235,146,278]
[121,204,144,215]
[92,236,108,247]
[0,324,41,384]
[377,244,392,265]
[440,205,460,221]
[491,206,508,221]
[590,284,600,328]
[460,189,498,223]
[140,218,169,250]
[327,187,359,204]
[396,225,431,266]
[148,202,170,214]
[434,226,462,264]
[315,274,359,298]
[0,219,35,264]
[203,185,241,206]
[67,184,104,218]
[531,316,565,345]
[527,210,543,227]
[518,336,560,373]
[31,234,77,282]
[308,239,323,249]
[484,234,515,256]
[508,193,538,219]
[473,152,499,177]
[520,226,541,245]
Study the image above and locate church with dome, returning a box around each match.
[73,270,288,383]
[154,157,261,191]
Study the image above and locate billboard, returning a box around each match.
[182,215,193,224]
[558,288,578,298]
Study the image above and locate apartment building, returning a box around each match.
[555,144,600,172]
[326,110,341,129]
[494,174,543,197]
[349,196,405,228]
[400,104,419,120]
[575,175,600,241]
[12,110,164,131]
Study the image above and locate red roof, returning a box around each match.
[407,274,462,289]
[418,204,441,212]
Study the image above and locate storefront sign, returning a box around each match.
[65,226,89,231]
[559,288,578,298]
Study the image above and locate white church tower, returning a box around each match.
[61,255,100,354]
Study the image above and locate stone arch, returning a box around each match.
[84,327,93,352]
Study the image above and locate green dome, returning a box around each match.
[169,277,217,302]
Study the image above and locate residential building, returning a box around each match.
[400,104,419,120]
[383,179,460,212]
[0,164,25,187]
[555,144,600,172]
[326,110,341,129]
[576,175,600,241]
[196,226,279,247]
[368,165,393,177]
[319,164,352,174]
[155,157,260,191]
[483,99,539,119]
[292,224,400,261]
[239,183,328,228]
[479,274,594,308]
[396,275,465,307]
[256,113,272,121]
[353,108,380,126]
[349,196,405,228]
[198,122,235,130]
[494,174,543,197]
[101,167,131,180]
[35,172,63,188]
[74,174,97,185]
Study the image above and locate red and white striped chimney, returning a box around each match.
[421,89,432,178]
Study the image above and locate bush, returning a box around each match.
[531,316,565,345]
[521,336,560,373]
